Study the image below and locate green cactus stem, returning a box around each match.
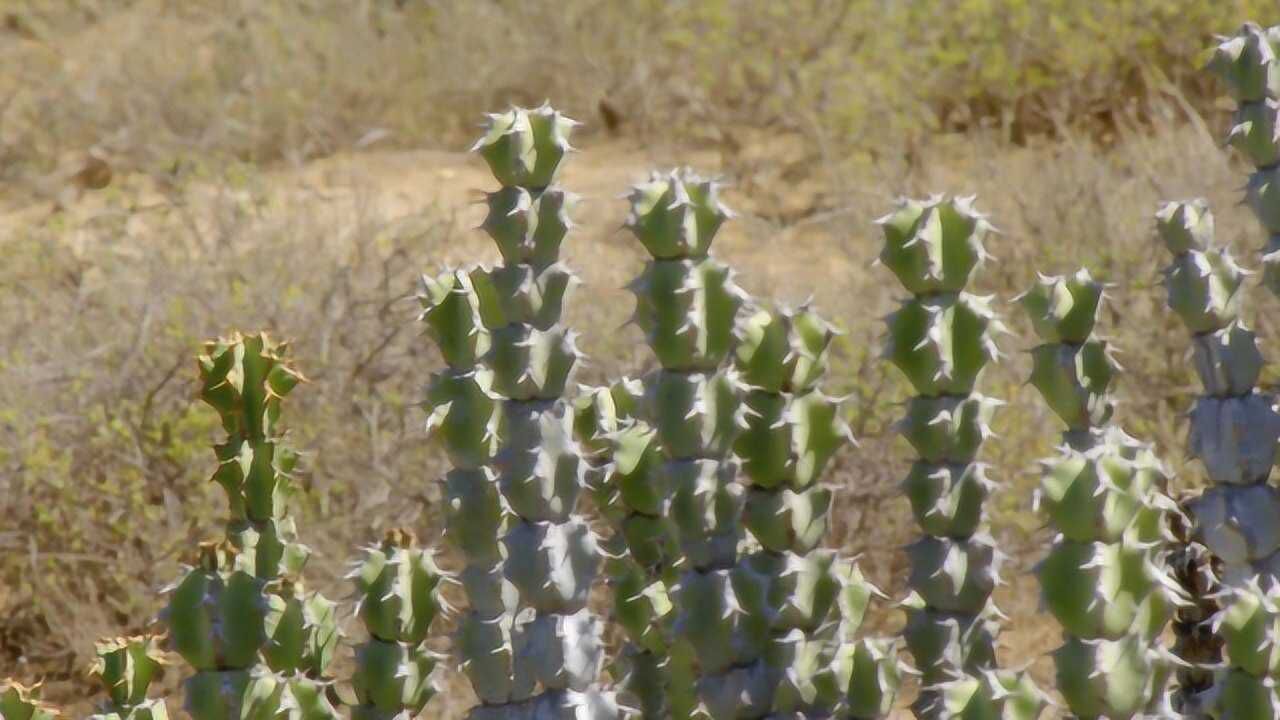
[163,333,341,720]
[427,105,621,720]
[878,195,1044,719]
[1019,268,1183,718]
[88,636,169,720]
[1210,23,1280,297]
[1157,198,1280,717]
[347,528,447,720]
[1,681,59,720]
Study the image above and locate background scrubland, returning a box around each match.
[4,1,1280,716]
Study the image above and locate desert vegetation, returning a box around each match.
[11,2,1280,719]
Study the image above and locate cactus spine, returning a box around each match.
[1019,269,1182,718]
[1157,199,1280,716]
[163,333,341,720]
[347,528,446,720]
[88,636,169,720]
[426,105,620,719]
[0,681,58,720]
[619,167,752,718]
[877,195,1044,718]
[1210,23,1280,297]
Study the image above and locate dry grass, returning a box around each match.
[5,2,1280,718]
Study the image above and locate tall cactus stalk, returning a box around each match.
[731,304,902,719]
[1018,269,1182,718]
[346,528,446,720]
[1210,23,1280,297]
[877,195,1044,718]
[163,333,341,720]
[0,681,58,720]
[88,636,169,720]
[618,168,751,719]
[424,104,620,719]
[1156,199,1280,716]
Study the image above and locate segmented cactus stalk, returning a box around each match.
[1157,200,1280,716]
[1209,23,1280,296]
[163,333,341,720]
[731,304,902,719]
[88,636,169,720]
[1018,269,1183,718]
[0,681,58,720]
[347,528,446,720]
[574,377,684,719]
[877,195,1044,718]
[618,167,752,718]
[426,105,621,719]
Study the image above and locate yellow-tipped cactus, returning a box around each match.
[163,334,341,720]
[1,681,59,720]
[428,106,622,720]
[1020,268,1183,718]
[878,195,1045,719]
[88,637,168,720]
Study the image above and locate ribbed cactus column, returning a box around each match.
[575,378,686,719]
[877,196,1043,718]
[1209,23,1280,296]
[0,681,58,720]
[347,528,446,720]
[1018,269,1182,718]
[621,168,760,718]
[88,637,169,720]
[732,305,902,719]
[1157,200,1280,717]
[164,333,340,720]
[425,105,620,719]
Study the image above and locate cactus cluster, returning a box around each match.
[878,195,1043,718]
[87,637,168,720]
[424,104,621,719]
[163,333,341,720]
[1210,23,1280,296]
[1019,269,1182,718]
[346,529,446,720]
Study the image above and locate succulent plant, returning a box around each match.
[1157,199,1280,717]
[1,681,58,720]
[347,528,446,720]
[1210,23,1280,297]
[426,105,621,720]
[1019,268,1183,718]
[163,333,341,720]
[592,167,747,719]
[878,195,1044,719]
[88,636,169,720]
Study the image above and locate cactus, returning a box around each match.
[732,304,903,718]
[162,333,341,720]
[427,105,621,720]
[347,528,446,720]
[604,167,748,719]
[88,636,169,720]
[877,195,1044,719]
[1158,199,1280,717]
[0,681,58,720]
[1019,268,1183,718]
[1209,23,1280,296]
